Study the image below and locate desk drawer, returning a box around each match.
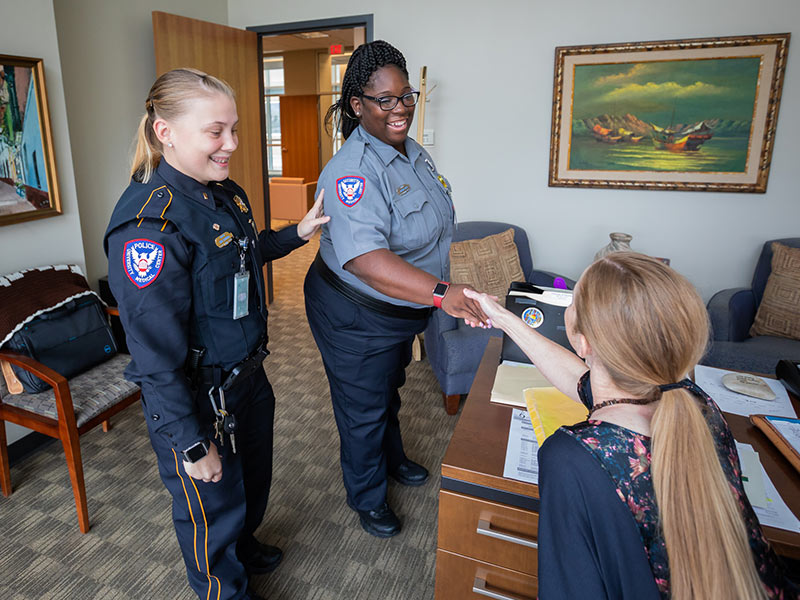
[435,548,537,600]
[438,490,537,575]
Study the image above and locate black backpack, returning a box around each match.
[6,295,118,393]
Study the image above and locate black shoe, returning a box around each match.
[242,542,283,575]
[353,502,401,538]
[389,459,429,486]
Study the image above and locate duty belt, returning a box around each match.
[312,253,433,321]
[186,342,269,391]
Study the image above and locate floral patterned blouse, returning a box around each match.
[540,370,795,599]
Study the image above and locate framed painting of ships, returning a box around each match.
[0,54,61,226]
[548,33,790,193]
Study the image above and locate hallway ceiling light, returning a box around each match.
[293,32,329,39]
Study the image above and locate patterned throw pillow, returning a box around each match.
[449,228,525,300]
[750,242,800,341]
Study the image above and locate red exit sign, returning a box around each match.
[329,44,344,55]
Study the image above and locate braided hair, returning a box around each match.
[325,40,408,140]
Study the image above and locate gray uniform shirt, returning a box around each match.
[317,125,455,308]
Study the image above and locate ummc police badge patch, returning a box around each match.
[124,239,165,288]
[336,176,365,207]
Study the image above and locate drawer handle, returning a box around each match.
[476,518,538,549]
[472,576,535,600]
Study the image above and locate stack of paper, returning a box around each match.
[490,361,551,408]
[736,442,800,533]
[525,387,588,445]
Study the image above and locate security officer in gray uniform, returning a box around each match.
[304,41,489,538]
[104,69,326,600]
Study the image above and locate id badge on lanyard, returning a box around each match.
[233,237,250,320]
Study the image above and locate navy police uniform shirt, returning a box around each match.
[104,159,305,452]
[318,125,455,308]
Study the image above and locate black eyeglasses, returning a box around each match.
[360,91,420,111]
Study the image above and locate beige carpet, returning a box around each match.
[0,233,458,600]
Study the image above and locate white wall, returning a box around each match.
[1,0,86,444]
[229,0,800,300]
[53,0,229,289]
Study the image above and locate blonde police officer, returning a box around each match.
[105,69,327,600]
[304,41,489,538]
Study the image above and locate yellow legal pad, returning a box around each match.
[525,387,589,446]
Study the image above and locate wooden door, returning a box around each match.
[279,95,320,182]
[152,11,273,298]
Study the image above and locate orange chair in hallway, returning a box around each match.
[269,177,317,221]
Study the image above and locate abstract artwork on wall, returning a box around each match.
[548,34,790,192]
[0,54,61,225]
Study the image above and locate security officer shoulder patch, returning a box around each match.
[336,176,365,207]
[124,239,165,288]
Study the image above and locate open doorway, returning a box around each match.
[249,17,372,227]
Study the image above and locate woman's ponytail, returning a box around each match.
[651,388,767,599]
[130,112,159,183]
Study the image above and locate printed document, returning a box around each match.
[769,416,800,455]
[694,365,796,418]
[503,408,539,485]
[736,442,800,533]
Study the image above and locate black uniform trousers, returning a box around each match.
[142,368,275,600]
[304,266,428,511]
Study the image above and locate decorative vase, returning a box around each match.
[594,232,633,261]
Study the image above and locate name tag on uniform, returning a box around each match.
[233,271,250,320]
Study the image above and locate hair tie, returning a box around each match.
[658,379,693,392]
[145,98,154,112]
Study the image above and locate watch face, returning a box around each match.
[433,282,449,296]
[183,441,208,463]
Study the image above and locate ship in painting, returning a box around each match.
[650,120,715,152]
[591,124,644,144]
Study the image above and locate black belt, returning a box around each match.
[313,253,433,320]
[187,343,269,391]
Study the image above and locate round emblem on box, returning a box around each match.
[522,307,544,329]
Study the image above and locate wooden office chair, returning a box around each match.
[0,304,140,533]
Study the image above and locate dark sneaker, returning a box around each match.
[242,542,283,575]
[354,502,401,538]
[389,459,429,486]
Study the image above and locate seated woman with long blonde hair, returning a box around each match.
[464,252,796,599]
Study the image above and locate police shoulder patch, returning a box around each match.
[124,239,165,288]
[336,176,366,207]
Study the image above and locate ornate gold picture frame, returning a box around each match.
[0,54,61,225]
[548,33,790,193]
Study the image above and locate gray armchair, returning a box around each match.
[703,237,800,375]
[424,222,572,414]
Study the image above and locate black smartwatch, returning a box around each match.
[432,281,450,309]
[181,439,210,463]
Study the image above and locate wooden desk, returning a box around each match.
[435,338,800,599]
